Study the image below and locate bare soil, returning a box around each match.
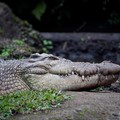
[42,33,120,64]
[11,91,120,120]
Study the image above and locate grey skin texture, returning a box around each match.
[0,53,120,95]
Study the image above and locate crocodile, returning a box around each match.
[0,53,120,95]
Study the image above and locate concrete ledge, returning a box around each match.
[41,32,120,41]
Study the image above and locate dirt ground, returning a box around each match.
[11,91,120,120]
[42,33,120,64]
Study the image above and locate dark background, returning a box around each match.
[0,0,120,32]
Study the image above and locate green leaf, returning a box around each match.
[32,1,47,21]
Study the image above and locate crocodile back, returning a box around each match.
[0,60,29,95]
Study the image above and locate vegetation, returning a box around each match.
[108,11,120,25]
[13,39,25,46]
[0,89,69,120]
[32,1,47,21]
[90,87,104,92]
[42,39,53,53]
[0,46,13,58]
[3,0,120,32]
[0,39,30,59]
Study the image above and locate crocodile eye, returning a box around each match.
[29,53,59,62]
[38,56,59,61]
[30,53,40,58]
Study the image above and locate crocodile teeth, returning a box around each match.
[82,75,85,81]
[71,71,74,75]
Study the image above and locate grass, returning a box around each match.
[0,47,13,58]
[0,89,69,120]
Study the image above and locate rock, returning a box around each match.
[0,2,43,59]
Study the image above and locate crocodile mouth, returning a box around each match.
[23,60,120,91]
[24,72,119,91]
[27,66,119,81]
[28,71,119,81]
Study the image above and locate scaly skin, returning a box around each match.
[0,53,120,95]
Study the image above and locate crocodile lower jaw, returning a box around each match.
[25,73,119,91]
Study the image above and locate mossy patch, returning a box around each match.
[13,39,25,46]
[0,39,34,59]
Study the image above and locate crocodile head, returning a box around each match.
[21,53,120,91]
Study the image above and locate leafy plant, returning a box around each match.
[42,39,53,53]
[0,90,69,120]
[28,30,39,39]
[108,11,120,25]
[90,87,104,92]
[32,1,47,21]
[0,47,13,58]
[13,39,25,46]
